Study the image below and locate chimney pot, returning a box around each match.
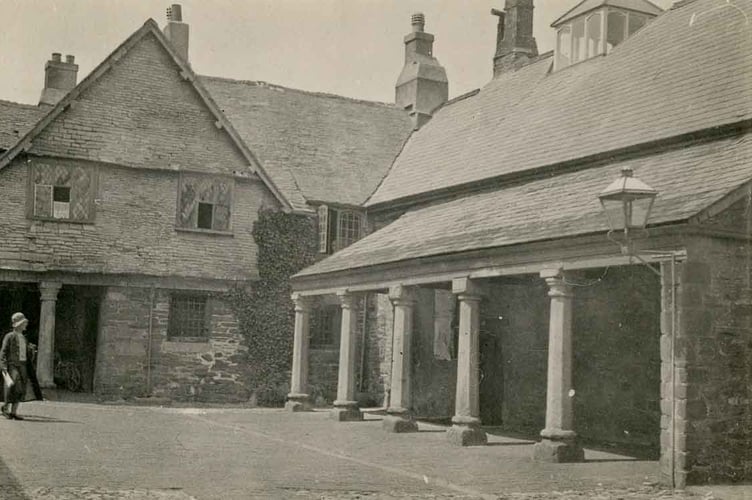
[167,4,182,22]
[65,55,75,64]
[164,4,189,62]
[411,13,425,32]
[40,52,79,106]
[51,53,62,62]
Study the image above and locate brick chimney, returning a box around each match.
[395,13,448,129]
[39,53,78,107]
[492,0,538,78]
[163,4,189,62]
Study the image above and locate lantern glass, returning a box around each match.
[629,195,655,230]
[600,197,628,231]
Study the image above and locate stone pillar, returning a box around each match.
[286,293,313,412]
[533,268,584,462]
[331,290,363,421]
[447,278,488,446]
[37,281,62,388]
[383,285,419,433]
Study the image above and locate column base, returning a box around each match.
[285,393,312,412]
[330,401,363,421]
[382,414,418,433]
[447,424,487,446]
[38,381,56,390]
[533,438,584,463]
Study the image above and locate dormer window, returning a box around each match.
[552,0,662,71]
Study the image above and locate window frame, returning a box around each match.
[309,304,341,348]
[28,161,97,224]
[176,173,234,235]
[167,292,212,342]
[317,204,365,254]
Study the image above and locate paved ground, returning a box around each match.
[0,402,745,499]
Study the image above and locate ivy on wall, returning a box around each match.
[228,209,318,406]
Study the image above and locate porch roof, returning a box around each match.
[294,133,752,280]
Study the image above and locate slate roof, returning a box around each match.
[298,133,752,277]
[367,0,752,206]
[199,77,414,211]
[552,0,663,26]
[0,100,47,150]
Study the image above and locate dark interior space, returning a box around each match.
[0,283,41,344]
[53,285,103,392]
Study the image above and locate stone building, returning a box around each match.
[0,6,411,402]
[289,0,752,489]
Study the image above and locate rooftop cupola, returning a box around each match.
[39,53,78,106]
[163,3,189,62]
[492,0,538,78]
[551,0,663,70]
[395,13,449,129]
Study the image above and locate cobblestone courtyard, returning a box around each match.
[0,402,743,499]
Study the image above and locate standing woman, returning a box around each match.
[1,312,43,420]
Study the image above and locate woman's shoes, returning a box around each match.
[1,405,11,419]
[10,414,23,420]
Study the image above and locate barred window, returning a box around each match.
[310,305,340,347]
[168,294,211,340]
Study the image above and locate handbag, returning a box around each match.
[2,370,13,389]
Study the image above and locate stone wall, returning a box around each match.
[94,285,251,402]
[670,232,752,485]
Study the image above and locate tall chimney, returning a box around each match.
[395,13,448,129]
[492,0,538,78]
[163,4,189,62]
[39,53,79,106]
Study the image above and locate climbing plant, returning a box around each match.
[228,209,318,406]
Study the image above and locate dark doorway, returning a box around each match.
[54,286,103,392]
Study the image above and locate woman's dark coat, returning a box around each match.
[0,331,43,402]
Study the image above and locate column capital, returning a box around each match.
[540,268,572,298]
[388,285,416,306]
[39,281,62,301]
[336,290,356,310]
[452,277,485,301]
[291,292,313,313]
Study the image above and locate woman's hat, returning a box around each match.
[11,312,28,328]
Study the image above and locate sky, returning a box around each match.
[0,0,674,105]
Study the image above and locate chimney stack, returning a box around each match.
[39,53,78,106]
[492,0,538,78]
[395,13,448,129]
[164,4,189,62]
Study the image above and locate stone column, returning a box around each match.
[331,290,363,421]
[37,281,62,388]
[447,278,487,446]
[286,293,313,412]
[383,285,419,433]
[533,268,584,462]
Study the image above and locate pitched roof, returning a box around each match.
[552,0,663,26]
[0,100,47,150]
[0,20,294,212]
[200,76,413,210]
[297,132,752,278]
[367,0,752,207]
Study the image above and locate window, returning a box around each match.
[310,304,340,347]
[606,11,627,53]
[627,13,648,36]
[177,174,232,232]
[30,161,95,222]
[317,204,364,254]
[586,12,603,58]
[556,26,572,69]
[554,8,656,70]
[168,293,210,340]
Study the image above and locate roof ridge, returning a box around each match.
[198,74,402,110]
